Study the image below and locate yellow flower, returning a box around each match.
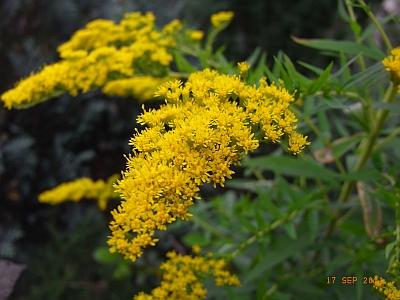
[211,11,235,28]
[237,61,250,80]
[189,30,204,41]
[383,46,400,87]
[192,245,202,254]
[133,250,240,300]
[162,19,182,35]
[38,174,119,210]
[102,76,172,100]
[108,68,309,261]
[0,12,189,109]
[372,275,400,300]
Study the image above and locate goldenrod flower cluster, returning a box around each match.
[102,76,172,100]
[1,12,201,109]
[38,174,119,210]
[211,11,235,28]
[373,275,400,300]
[107,68,310,261]
[134,248,240,300]
[383,47,400,87]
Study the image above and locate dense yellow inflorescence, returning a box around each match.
[134,248,240,300]
[383,47,400,88]
[38,174,119,210]
[1,12,201,109]
[107,68,310,261]
[373,276,400,300]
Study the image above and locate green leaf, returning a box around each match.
[285,277,326,296]
[318,110,331,135]
[245,47,262,67]
[337,169,382,181]
[214,47,234,73]
[308,61,333,95]
[372,102,400,113]
[307,210,319,242]
[264,64,278,84]
[198,50,211,69]
[332,53,360,82]
[331,134,364,159]
[292,36,386,61]
[339,221,365,237]
[248,52,267,84]
[273,56,294,93]
[343,61,385,89]
[297,61,324,76]
[337,0,350,22]
[237,214,258,234]
[385,241,396,259]
[283,221,297,239]
[349,20,362,36]
[283,54,301,87]
[326,252,353,275]
[254,204,267,229]
[113,261,131,280]
[257,189,282,219]
[271,51,284,80]
[334,116,350,137]
[93,247,119,264]
[361,13,397,42]
[183,232,208,246]
[173,50,198,73]
[244,234,310,284]
[242,156,339,183]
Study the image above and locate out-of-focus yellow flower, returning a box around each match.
[189,30,204,41]
[211,11,234,28]
[162,19,182,35]
[134,250,240,300]
[107,68,310,261]
[237,61,250,80]
[0,12,199,109]
[102,76,172,100]
[383,47,400,87]
[38,174,119,210]
[372,275,400,300]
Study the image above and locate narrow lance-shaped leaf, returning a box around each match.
[308,61,333,95]
[273,56,294,93]
[292,36,386,61]
[173,50,198,73]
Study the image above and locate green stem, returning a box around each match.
[397,217,400,261]
[357,0,393,52]
[345,0,366,71]
[325,82,397,236]
[373,127,400,152]
[261,284,278,300]
[229,209,302,259]
[189,215,227,238]
[168,71,192,78]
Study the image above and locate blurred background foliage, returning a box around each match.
[0,0,389,299]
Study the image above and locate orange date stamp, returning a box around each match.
[326,276,377,284]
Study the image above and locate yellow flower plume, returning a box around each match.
[1,12,191,109]
[134,248,240,300]
[38,174,119,210]
[107,68,310,261]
